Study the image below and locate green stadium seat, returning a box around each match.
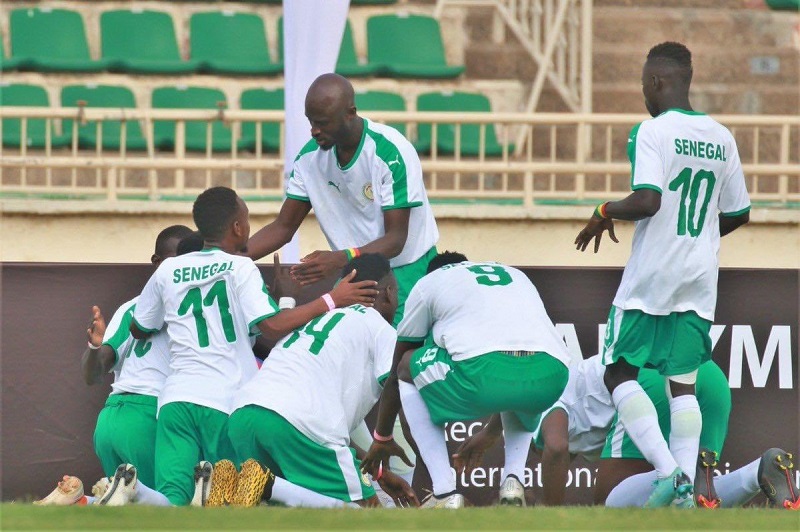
[277,18,381,77]
[239,88,284,152]
[101,10,200,74]
[765,0,800,9]
[151,86,233,152]
[416,91,512,156]
[190,12,282,76]
[0,83,70,148]
[60,85,148,151]
[0,34,23,71]
[367,14,465,79]
[9,8,108,72]
[355,90,407,136]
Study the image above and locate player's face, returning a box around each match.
[305,102,348,151]
[234,198,251,253]
[641,62,660,117]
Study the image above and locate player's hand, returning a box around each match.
[270,254,301,300]
[290,250,348,286]
[328,269,378,308]
[361,439,414,477]
[377,468,420,508]
[87,305,106,347]
[574,216,618,253]
[452,424,502,474]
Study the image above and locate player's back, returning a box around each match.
[409,261,570,363]
[234,305,395,447]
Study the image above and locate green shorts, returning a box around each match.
[155,401,236,506]
[602,360,731,460]
[391,246,437,327]
[93,393,158,487]
[602,305,712,376]
[409,344,568,430]
[228,405,375,503]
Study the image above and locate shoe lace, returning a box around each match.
[778,452,799,506]
[696,494,721,509]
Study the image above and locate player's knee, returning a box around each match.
[544,432,569,458]
[396,349,415,383]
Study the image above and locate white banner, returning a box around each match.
[281,0,350,262]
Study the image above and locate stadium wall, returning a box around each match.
[1,208,798,267]
[1,264,797,504]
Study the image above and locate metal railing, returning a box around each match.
[1,107,798,207]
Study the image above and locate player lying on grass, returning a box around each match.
[361,252,571,508]
[205,254,418,509]
[93,186,379,507]
[34,225,194,506]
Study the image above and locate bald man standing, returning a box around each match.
[247,73,438,327]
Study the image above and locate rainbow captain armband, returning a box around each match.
[594,201,610,219]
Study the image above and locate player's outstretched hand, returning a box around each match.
[452,424,502,474]
[87,305,106,347]
[291,250,347,286]
[328,269,378,308]
[271,254,301,300]
[574,216,618,253]
[361,439,414,477]
[377,469,420,508]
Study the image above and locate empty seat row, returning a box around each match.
[0,9,463,79]
[1,84,509,155]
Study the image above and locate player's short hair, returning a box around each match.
[177,231,204,256]
[341,253,391,285]
[154,225,193,256]
[427,251,468,273]
[193,186,240,240]
[647,41,692,82]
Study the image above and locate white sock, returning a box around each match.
[500,412,533,481]
[133,480,172,506]
[716,458,761,508]
[271,476,348,508]
[398,380,456,496]
[668,394,702,483]
[84,496,96,504]
[605,471,657,507]
[612,380,678,478]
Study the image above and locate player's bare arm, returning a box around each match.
[246,199,311,261]
[452,414,502,474]
[256,269,378,341]
[575,189,661,252]
[81,305,115,385]
[291,209,411,286]
[719,210,749,236]
[539,409,571,506]
[361,340,421,475]
[352,442,419,508]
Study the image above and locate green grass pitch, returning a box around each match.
[2,504,799,530]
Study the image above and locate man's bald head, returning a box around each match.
[306,73,355,115]
[305,74,360,151]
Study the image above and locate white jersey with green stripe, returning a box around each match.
[397,261,572,365]
[616,109,750,320]
[286,118,438,268]
[102,296,170,397]
[133,249,280,414]
[233,305,395,448]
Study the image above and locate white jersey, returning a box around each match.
[133,249,279,414]
[287,118,439,268]
[614,110,750,320]
[102,296,170,397]
[533,355,614,460]
[233,305,395,448]
[397,261,571,366]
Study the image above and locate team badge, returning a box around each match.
[363,184,374,200]
[360,470,372,487]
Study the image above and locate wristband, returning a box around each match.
[344,247,361,261]
[88,341,101,350]
[373,429,393,442]
[594,201,610,219]
[278,297,296,310]
[321,293,336,311]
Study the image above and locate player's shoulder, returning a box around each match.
[113,296,139,317]
[364,120,415,156]
[293,138,321,163]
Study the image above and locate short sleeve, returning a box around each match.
[286,161,310,203]
[630,122,665,193]
[373,323,397,387]
[102,301,136,368]
[718,141,751,217]
[374,135,424,211]
[235,260,280,331]
[133,270,166,334]
[396,282,431,342]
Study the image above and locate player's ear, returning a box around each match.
[151,254,161,265]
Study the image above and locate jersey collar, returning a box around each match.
[334,118,367,171]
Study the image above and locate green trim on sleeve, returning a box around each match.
[102,304,136,357]
[397,336,425,343]
[294,138,319,162]
[248,311,278,331]
[377,371,391,387]
[366,126,410,207]
[721,206,751,217]
[286,193,311,203]
[381,201,423,211]
[631,184,663,193]
[131,315,160,334]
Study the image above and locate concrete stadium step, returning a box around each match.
[595,0,755,8]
